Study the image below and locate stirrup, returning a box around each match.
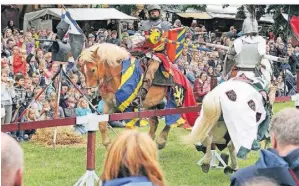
[131,96,142,107]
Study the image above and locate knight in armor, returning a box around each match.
[131,4,172,106]
[226,16,266,80]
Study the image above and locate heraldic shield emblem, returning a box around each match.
[248,100,256,111]
[225,90,237,102]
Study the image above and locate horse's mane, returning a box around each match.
[80,43,130,67]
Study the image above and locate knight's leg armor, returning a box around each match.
[132,59,160,106]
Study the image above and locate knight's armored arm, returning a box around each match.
[222,44,236,76]
[262,55,288,63]
[227,44,236,61]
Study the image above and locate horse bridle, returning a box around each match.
[82,56,146,91]
[82,60,119,91]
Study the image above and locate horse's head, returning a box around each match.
[78,46,103,89]
[77,43,130,90]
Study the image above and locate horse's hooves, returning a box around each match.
[201,163,210,173]
[224,166,238,175]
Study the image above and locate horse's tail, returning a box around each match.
[184,90,221,144]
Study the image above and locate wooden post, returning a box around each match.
[86,131,96,170]
[117,19,121,40]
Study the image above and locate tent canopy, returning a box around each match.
[23,8,137,31]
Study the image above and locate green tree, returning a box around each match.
[236,5,246,19]
[110,5,137,15]
[182,5,207,12]
[234,5,267,20]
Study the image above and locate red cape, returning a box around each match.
[155,54,199,127]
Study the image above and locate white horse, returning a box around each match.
[184,59,276,173]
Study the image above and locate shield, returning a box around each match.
[248,100,256,111]
[56,20,70,40]
[256,112,262,122]
[51,39,71,62]
[166,27,186,63]
[225,90,237,102]
[69,34,85,60]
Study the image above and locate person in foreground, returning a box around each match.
[230,108,299,186]
[1,132,24,186]
[100,130,166,186]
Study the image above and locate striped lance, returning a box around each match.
[200,42,288,63]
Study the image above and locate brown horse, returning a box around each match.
[78,43,177,149]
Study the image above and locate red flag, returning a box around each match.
[290,15,299,41]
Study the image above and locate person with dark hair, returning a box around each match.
[107,20,117,31]
[107,30,120,46]
[230,108,299,186]
[11,73,28,141]
[4,20,15,33]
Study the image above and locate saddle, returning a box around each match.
[133,51,175,87]
[152,64,175,87]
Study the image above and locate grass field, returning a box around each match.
[21,102,295,186]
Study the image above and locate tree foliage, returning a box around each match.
[182,5,207,12]
[109,5,137,15]
[236,5,246,20]
[234,5,267,20]
[267,5,299,39]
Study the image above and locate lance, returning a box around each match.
[156,37,212,52]
[199,42,288,63]
[35,39,57,42]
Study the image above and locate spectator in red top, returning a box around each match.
[12,46,27,76]
[16,34,25,50]
[193,72,210,102]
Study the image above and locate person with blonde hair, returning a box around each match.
[101,130,166,186]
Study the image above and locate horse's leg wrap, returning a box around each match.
[157,125,171,150]
[202,134,213,173]
[227,141,238,171]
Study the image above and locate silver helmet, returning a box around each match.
[242,17,258,35]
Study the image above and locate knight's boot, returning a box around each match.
[131,60,160,107]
